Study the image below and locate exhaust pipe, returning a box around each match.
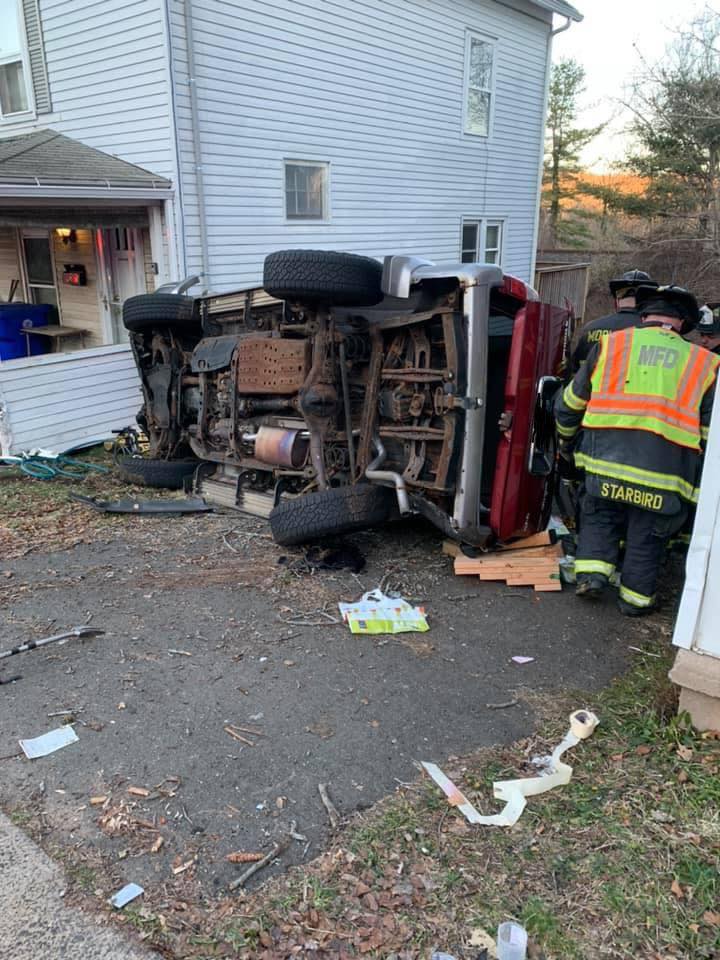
[366,436,411,515]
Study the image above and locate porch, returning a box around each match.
[0,130,175,454]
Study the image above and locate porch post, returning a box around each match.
[147,205,170,288]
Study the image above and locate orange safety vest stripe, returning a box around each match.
[679,349,716,410]
[587,396,698,429]
[601,329,632,394]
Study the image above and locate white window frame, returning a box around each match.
[462,30,496,138]
[0,0,35,122]
[20,228,61,319]
[459,217,505,266]
[283,159,330,222]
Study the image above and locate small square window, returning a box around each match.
[459,218,504,266]
[464,33,495,137]
[284,161,328,220]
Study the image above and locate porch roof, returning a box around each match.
[0,130,171,194]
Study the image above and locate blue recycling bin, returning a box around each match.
[0,303,52,360]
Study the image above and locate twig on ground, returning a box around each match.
[222,532,239,553]
[318,782,341,829]
[486,699,519,710]
[224,726,254,746]
[228,837,290,890]
[628,646,662,658]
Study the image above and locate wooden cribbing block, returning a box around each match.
[497,530,557,550]
[452,536,564,593]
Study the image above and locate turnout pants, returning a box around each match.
[575,493,686,609]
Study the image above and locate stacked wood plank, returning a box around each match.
[447,531,563,592]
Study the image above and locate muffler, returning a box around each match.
[251,426,309,469]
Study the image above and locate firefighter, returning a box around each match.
[687,303,720,355]
[555,285,719,616]
[569,269,658,375]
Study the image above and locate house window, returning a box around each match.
[284,161,329,220]
[484,220,503,264]
[464,32,495,137]
[0,0,31,117]
[461,221,480,263]
[460,218,504,265]
[22,231,59,314]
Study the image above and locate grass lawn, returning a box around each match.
[0,446,186,560]
[116,628,718,959]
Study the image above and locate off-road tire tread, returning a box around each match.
[269,484,394,545]
[115,456,199,490]
[263,249,383,307]
[123,294,199,333]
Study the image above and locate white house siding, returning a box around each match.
[0,345,142,455]
[169,0,552,291]
[0,0,176,184]
[0,229,20,298]
[51,228,106,347]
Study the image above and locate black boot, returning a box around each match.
[617,597,653,617]
[575,574,608,600]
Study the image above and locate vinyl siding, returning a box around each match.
[52,228,105,347]
[169,0,551,290]
[0,0,176,183]
[0,229,21,300]
[0,344,142,454]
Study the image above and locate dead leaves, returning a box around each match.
[702,910,720,927]
[671,879,685,899]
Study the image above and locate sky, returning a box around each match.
[552,0,715,171]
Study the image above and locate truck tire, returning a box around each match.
[123,294,199,334]
[115,455,199,489]
[269,484,394,545]
[263,250,384,307]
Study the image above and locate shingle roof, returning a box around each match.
[530,0,583,21]
[0,129,171,189]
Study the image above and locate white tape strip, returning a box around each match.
[422,709,599,827]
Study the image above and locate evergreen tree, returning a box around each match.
[542,58,604,247]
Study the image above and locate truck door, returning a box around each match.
[489,300,567,541]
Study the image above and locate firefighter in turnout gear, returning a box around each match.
[555,285,719,616]
[569,269,658,375]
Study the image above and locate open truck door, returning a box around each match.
[489,299,567,541]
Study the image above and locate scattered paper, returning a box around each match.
[19,725,79,759]
[511,655,534,664]
[422,709,599,827]
[108,882,144,909]
[339,588,428,635]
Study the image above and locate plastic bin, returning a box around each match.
[0,303,52,360]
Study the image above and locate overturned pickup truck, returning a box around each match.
[122,250,569,546]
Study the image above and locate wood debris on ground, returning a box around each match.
[447,530,564,592]
[226,850,265,863]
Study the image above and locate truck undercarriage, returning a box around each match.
[126,251,567,545]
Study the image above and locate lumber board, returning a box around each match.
[497,531,555,550]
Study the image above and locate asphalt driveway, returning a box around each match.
[0,511,633,901]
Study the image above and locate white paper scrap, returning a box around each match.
[422,709,599,827]
[19,725,79,759]
[108,883,144,909]
[511,655,535,664]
